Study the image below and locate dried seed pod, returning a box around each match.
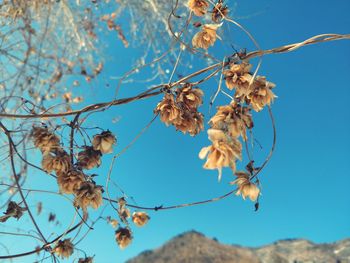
[199,129,242,181]
[77,146,102,170]
[78,257,94,263]
[53,239,74,259]
[132,212,150,227]
[31,126,60,153]
[176,85,204,110]
[0,201,27,223]
[188,0,209,16]
[57,169,85,194]
[92,131,116,154]
[247,76,276,112]
[174,111,204,136]
[117,197,131,223]
[74,181,103,209]
[115,227,133,249]
[224,62,253,95]
[155,94,182,126]
[209,102,253,140]
[107,217,119,228]
[212,2,229,23]
[42,150,71,174]
[192,24,221,50]
[230,171,260,201]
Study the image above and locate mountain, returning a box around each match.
[126,231,350,263]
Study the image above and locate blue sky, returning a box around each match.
[1,0,349,262]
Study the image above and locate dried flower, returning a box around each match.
[74,181,103,209]
[209,103,253,140]
[78,257,94,263]
[53,239,74,259]
[188,0,209,16]
[199,129,242,180]
[132,212,150,227]
[37,202,42,215]
[247,76,276,112]
[77,146,102,170]
[176,85,204,109]
[57,169,85,194]
[92,131,116,154]
[155,94,181,126]
[42,151,71,174]
[192,24,221,50]
[120,207,131,221]
[0,201,27,222]
[224,62,253,96]
[107,217,119,228]
[174,111,204,136]
[31,126,60,153]
[115,227,133,249]
[48,213,56,222]
[212,1,229,23]
[230,171,260,201]
[117,198,131,223]
[156,90,204,136]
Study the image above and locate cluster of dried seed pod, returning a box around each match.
[199,58,276,200]
[112,198,150,249]
[199,102,254,181]
[224,61,276,112]
[209,102,253,141]
[155,85,204,136]
[188,0,228,49]
[31,127,117,210]
[31,125,149,251]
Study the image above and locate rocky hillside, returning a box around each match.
[127,231,350,263]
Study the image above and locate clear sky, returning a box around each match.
[1,0,350,262]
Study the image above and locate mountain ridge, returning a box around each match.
[127,230,350,263]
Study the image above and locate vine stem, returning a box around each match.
[0,121,48,244]
[103,188,237,211]
[0,33,348,119]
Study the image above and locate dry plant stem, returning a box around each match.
[104,93,275,213]
[104,188,237,211]
[208,0,264,86]
[105,114,159,212]
[0,231,42,242]
[106,104,274,212]
[0,122,48,244]
[0,33,347,120]
[70,113,81,164]
[209,57,227,111]
[0,221,84,260]
[168,47,183,84]
[167,0,219,62]
[250,105,276,181]
[114,0,193,97]
[73,205,108,246]
[243,34,350,60]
